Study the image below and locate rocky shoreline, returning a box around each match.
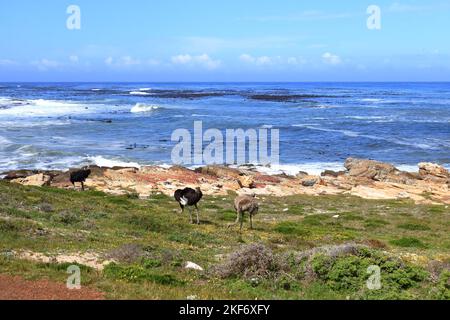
[2,158,449,205]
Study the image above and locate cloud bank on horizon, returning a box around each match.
[0,0,449,81]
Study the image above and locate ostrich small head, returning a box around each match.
[195,187,202,193]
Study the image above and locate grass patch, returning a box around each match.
[274,222,311,237]
[397,223,431,231]
[364,218,390,229]
[103,263,184,286]
[0,180,448,299]
[390,237,428,248]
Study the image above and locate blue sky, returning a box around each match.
[1,0,450,81]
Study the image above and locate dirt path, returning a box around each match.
[0,274,104,300]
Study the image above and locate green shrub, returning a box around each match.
[142,258,162,268]
[390,237,428,248]
[308,247,428,295]
[303,215,324,226]
[433,270,450,300]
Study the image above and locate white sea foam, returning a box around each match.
[237,163,346,176]
[0,136,12,151]
[87,155,142,168]
[139,88,151,91]
[345,116,388,120]
[360,98,383,102]
[130,103,160,113]
[191,114,212,117]
[396,164,419,172]
[0,136,12,145]
[0,98,93,117]
[129,91,151,96]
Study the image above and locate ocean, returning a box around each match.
[0,82,449,175]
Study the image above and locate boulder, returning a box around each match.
[2,170,36,180]
[50,171,72,188]
[300,176,321,187]
[185,261,203,271]
[295,171,309,179]
[321,170,345,177]
[418,162,449,179]
[344,158,416,184]
[344,158,398,180]
[238,175,255,188]
[11,173,52,187]
[302,179,316,187]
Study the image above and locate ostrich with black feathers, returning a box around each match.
[174,187,203,224]
[70,168,91,191]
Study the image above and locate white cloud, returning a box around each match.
[171,54,192,64]
[31,59,62,71]
[69,55,79,63]
[255,56,272,65]
[322,52,341,65]
[105,56,149,67]
[240,54,306,66]
[120,56,140,66]
[171,53,221,70]
[239,54,272,65]
[0,59,16,66]
[195,54,221,69]
[239,54,255,63]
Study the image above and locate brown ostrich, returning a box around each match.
[228,193,259,231]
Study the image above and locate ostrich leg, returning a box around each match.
[239,210,244,231]
[195,204,200,225]
[188,207,193,224]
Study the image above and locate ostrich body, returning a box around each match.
[229,194,259,231]
[174,187,203,224]
[70,169,91,191]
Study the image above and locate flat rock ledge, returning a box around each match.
[2,158,449,205]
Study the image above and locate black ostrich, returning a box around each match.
[70,168,91,191]
[174,187,203,224]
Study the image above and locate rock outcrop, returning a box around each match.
[10,173,52,187]
[344,157,416,184]
[418,162,449,182]
[2,158,449,204]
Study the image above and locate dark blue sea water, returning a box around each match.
[0,82,449,175]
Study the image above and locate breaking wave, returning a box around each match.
[130,103,161,113]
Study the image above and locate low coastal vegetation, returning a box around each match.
[0,180,449,299]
